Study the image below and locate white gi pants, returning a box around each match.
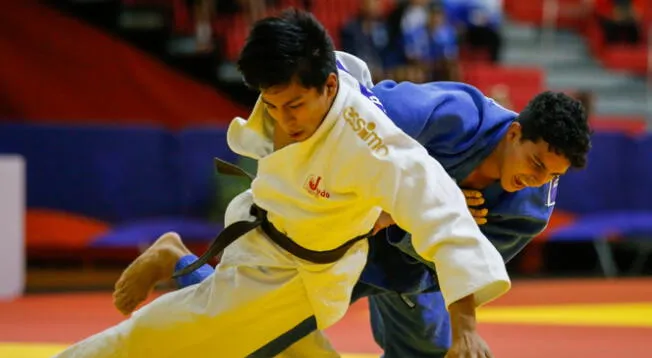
[54,191,367,358]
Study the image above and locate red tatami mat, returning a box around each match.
[1,278,651,357]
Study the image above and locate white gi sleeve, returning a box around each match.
[358,137,511,309]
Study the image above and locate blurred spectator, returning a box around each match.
[340,0,392,82]
[396,0,434,80]
[187,0,215,52]
[444,0,504,63]
[373,0,422,82]
[595,0,642,45]
[427,5,461,81]
[383,0,460,82]
[399,0,431,65]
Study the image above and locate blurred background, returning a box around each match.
[1,0,650,292]
[0,1,650,355]
[0,0,652,358]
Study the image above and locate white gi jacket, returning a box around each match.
[225,52,510,329]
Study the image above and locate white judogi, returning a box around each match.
[54,52,510,358]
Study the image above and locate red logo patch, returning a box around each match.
[304,175,330,198]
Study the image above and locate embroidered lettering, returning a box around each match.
[343,106,389,156]
[304,175,330,198]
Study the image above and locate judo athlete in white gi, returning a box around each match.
[56,9,512,358]
[113,50,591,357]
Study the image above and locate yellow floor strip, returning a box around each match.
[0,343,67,357]
[0,343,378,358]
[478,303,652,327]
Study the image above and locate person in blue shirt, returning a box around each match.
[443,0,504,62]
[113,77,590,357]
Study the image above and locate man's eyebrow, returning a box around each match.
[261,95,303,107]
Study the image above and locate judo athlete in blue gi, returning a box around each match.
[112,62,591,356]
[358,79,591,357]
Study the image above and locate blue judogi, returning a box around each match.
[355,80,557,357]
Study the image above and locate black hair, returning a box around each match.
[236,8,337,92]
[518,91,592,168]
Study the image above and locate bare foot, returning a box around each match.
[112,232,191,315]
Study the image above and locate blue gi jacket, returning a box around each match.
[359,80,557,293]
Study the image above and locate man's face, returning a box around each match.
[500,122,571,192]
[260,73,338,142]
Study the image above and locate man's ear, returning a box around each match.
[507,121,522,141]
[325,73,338,96]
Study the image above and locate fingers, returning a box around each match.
[468,208,488,225]
[462,190,487,225]
[462,189,484,206]
[468,208,488,217]
[466,197,485,206]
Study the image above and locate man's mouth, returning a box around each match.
[514,176,526,189]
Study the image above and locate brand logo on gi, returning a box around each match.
[546,176,559,207]
[304,175,330,198]
[343,106,389,156]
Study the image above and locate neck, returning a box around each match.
[461,139,505,189]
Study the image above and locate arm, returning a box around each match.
[347,83,512,308]
[357,132,510,309]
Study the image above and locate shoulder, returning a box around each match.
[335,92,423,162]
[373,81,482,122]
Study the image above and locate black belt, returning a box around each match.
[172,158,372,278]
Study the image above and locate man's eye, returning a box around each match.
[289,103,303,109]
[531,159,543,169]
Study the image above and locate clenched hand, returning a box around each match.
[462,189,487,225]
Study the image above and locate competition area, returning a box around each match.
[1,278,650,358]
